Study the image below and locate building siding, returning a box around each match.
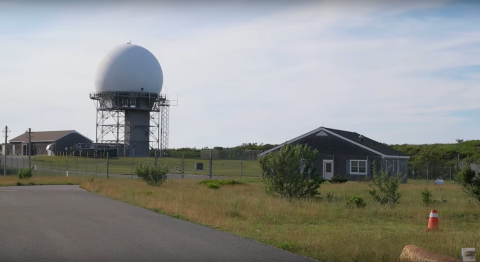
[277,131,408,182]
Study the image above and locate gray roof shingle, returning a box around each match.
[9,130,89,143]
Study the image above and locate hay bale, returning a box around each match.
[400,245,461,262]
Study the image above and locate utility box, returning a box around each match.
[195,163,203,170]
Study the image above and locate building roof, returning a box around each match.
[9,130,92,143]
[259,127,409,158]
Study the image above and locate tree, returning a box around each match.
[258,143,325,199]
[368,162,403,206]
[455,163,480,203]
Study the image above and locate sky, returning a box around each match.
[1,0,480,148]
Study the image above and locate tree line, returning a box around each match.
[390,140,480,179]
[150,143,278,158]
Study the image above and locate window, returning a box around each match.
[350,160,367,175]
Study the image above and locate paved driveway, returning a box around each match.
[0,185,317,262]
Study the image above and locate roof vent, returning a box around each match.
[316,131,328,137]
[359,135,364,142]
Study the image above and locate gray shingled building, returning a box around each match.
[7,130,92,156]
[259,127,410,182]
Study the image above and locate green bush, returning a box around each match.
[328,176,349,184]
[346,195,366,209]
[135,164,168,186]
[421,188,434,206]
[18,168,33,179]
[368,165,403,206]
[455,164,480,203]
[259,143,325,199]
[421,188,447,206]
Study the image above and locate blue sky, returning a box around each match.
[1,0,479,148]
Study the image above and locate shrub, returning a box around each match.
[329,175,349,184]
[421,188,447,206]
[455,164,480,203]
[207,184,220,190]
[135,164,168,186]
[18,168,33,179]
[346,195,366,209]
[368,165,403,206]
[259,143,325,199]
[421,188,434,206]
[326,192,334,203]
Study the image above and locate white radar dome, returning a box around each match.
[95,44,163,94]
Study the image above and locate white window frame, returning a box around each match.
[350,160,367,175]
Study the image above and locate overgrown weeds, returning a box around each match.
[18,168,33,179]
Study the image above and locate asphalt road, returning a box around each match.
[0,185,317,262]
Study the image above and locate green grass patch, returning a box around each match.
[198,179,243,188]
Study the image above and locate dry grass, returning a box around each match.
[77,178,480,262]
[0,175,85,186]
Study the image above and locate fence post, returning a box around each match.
[75,159,78,176]
[240,155,243,178]
[85,158,87,176]
[95,156,98,177]
[106,152,109,179]
[181,154,185,179]
[209,149,212,179]
[57,161,60,176]
[65,160,69,177]
[130,156,133,180]
[426,163,429,185]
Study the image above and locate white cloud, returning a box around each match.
[1,0,479,148]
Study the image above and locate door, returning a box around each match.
[323,160,334,180]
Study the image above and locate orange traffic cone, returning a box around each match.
[425,210,439,231]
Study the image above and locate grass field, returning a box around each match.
[4,156,262,177]
[1,168,478,261]
[75,177,480,261]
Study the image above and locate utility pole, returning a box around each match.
[27,128,32,169]
[2,126,10,176]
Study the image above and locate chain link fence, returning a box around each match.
[0,155,262,179]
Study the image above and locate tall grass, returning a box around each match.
[79,178,480,262]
